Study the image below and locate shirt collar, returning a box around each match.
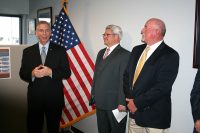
[39,41,50,53]
[106,43,119,55]
[106,43,119,53]
[146,40,163,59]
[147,40,163,51]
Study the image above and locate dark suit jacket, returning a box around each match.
[191,69,200,133]
[91,45,130,110]
[123,41,179,129]
[19,43,71,107]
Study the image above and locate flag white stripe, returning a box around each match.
[62,110,69,123]
[63,79,85,116]
[67,71,90,113]
[63,81,77,118]
[74,45,94,77]
[74,46,94,93]
[67,49,92,97]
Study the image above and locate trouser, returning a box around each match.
[96,108,127,133]
[128,118,169,133]
[27,100,63,133]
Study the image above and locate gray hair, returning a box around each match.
[106,24,123,40]
[36,21,51,30]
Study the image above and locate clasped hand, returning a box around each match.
[126,98,137,113]
[32,65,52,78]
[195,120,200,133]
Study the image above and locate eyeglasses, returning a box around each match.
[102,33,116,37]
[37,29,51,33]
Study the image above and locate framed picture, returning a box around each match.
[28,19,36,34]
[0,47,11,79]
[37,7,52,26]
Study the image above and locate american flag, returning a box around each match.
[50,7,95,128]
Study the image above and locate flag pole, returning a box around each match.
[61,0,68,14]
[59,2,74,133]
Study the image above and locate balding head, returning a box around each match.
[147,18,166,37]
[141,18,166,45]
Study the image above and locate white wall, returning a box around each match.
[67,0,197,133]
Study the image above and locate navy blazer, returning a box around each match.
[191,69,200,133]
[19,43,71,107]
[124,41,179,129]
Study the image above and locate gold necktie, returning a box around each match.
[132,46,150,85]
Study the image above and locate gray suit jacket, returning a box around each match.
[90,45,130,110]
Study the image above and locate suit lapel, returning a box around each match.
[45,43,54,66]
[105,45,121,61]
[133,42,166,88]
[145,42,165,65]
[129,44,146,83]
[33,43,43,65]
[97,45,122,73]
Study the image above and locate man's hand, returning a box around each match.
[195,120,200,133]
[118,105,126,112]
[126,98,137,113]
[32,65,52,78]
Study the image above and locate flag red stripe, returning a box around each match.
[60,117,66,125]
[70,46,92,100]
[67,56,90,113]
[70,46,93,87]
[63,79,81,117]
[66,77,89,114]
[79,43,95,71]
[77,44,96,110]
[62,105,73,121]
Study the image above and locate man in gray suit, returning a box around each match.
[89,24,130,133]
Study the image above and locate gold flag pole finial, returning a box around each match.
[61,0,68,14]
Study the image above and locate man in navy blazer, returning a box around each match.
[90,24,130,133]
[124,18,179,133]
[19,21,71,133]
[191,69,200,133]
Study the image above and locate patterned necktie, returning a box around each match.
[132,46,150,86]
[103,48,110,59]
[41,46,46,64]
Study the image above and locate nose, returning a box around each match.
[141,28,144,34]
[102,35,107,39]
[42,31,47,35]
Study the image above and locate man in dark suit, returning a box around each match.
[19,21,71,133]
[191,69,200,133]
[89,24,130,133]
[124,18,179,133]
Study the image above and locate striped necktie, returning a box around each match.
[41,46,46,64]
[103,48,110,59]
